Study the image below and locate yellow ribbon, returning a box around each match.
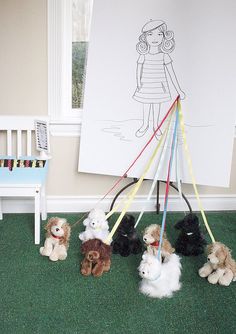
[105,188,134,220]
[178,100,216,243]
[105,107,175,244]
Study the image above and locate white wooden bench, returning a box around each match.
[0,116,50,244]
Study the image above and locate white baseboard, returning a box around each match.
[1,194,236,214]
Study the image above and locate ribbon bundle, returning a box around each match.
[75,96,216,252]
[105,107,174,244]
[104,97,216,255]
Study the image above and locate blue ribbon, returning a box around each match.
[157,105,179,261]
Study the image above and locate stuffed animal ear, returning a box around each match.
[83,218,90,227]
[63,222,71,242]
[60,218,67,226]
[152,226,161,240]
[142,253,147,261]
[81,240,91,254]
[192,214,200,226]
[142,253,153,264]
[217,244,231,265]
[100,242,112,258]
[81,243,86,254]
[45,217,58,230]
[207,243,214,254]
[174,219,183,230]
[100,219,108,229]
[126,214,135,226]
[88,208,95,219]
[223,246,233,267]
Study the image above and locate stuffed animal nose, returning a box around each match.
[56,228,59,232]
[207,256,210,261]
[142,271,145,275]
[143,237,147,241]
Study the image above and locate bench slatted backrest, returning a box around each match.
[0,116,48,158]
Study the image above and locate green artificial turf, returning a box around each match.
[0,212,235,334]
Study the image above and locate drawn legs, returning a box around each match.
[135,103,163,138]
[152,103,162,137]
[135,104,151,137]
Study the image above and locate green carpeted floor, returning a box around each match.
[0,212,235,334]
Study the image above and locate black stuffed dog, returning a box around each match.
[174,213,206,256]
[112,214,143,257]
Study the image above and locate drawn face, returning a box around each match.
[146,28,163,46]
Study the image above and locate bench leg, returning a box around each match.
[0,198,2,220]
[41,185,47,221]
[35,188,40,245]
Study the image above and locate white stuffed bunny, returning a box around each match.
[79,208,110,243]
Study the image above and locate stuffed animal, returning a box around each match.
[40,217,71,261]
[174,213,206,256]
[143,224,175,259]
[112,214,143,257]
[80,238,112,277]
[138,252,182,298]
[79,208,110,243]
[199,242,236,286]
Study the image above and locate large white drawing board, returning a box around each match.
[79,0,236,187]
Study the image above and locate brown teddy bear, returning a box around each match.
[80,238,112,277]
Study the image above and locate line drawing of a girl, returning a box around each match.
[133,19,185,137]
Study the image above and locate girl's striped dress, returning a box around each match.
[133,52,172,104]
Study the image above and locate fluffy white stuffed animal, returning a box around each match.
[40,217,71,261]
[138,252,182,298]
[79,208,110,243]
